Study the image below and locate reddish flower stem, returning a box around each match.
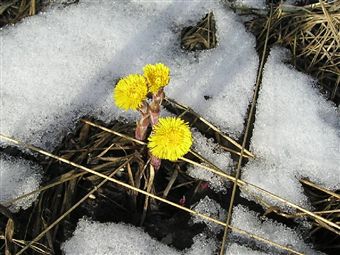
[149,88,164,126]
[135,101,150,141]
[148,88,164,170]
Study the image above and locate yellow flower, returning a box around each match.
[143,63,170,93]
[113,74,148,110]
[148,117,192,161]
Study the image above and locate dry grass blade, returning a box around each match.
[0,235,51,254]
[0,1,16,16]
[162,166,178,198]
[2,171,86,207]
[140,164,155,226]
[29,0,35,16]
[181,12,216,51]
[300,178,340,200]
[0,0,41,27]
[5,219,14,255]
[81,119,145,145]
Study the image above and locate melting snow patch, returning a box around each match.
[1,0,258,150]
[62,218,180,255]
[62,218,217,255]
[187,130,232,192]
[225,243,270,255]
[191,196,226,234]
[242,47,340,208]
[186,233,217,255]
[0,154,42,211]
[231,205,322,254]
[233,0,266,9]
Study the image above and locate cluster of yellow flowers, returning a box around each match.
[113,63,170,111]
[113,63,192,163]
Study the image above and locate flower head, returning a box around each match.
[143,63,170,93]
[113,74,148,110]
[148,117,192,161]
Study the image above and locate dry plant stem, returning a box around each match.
[220,144,251,159]
[0,135,303,255]
[320,0,340,46]
[220,7,273,254]
[163,167,179,198]
[135,101,150,141]
[15,159,132,255]
[81,119,145,145]
[164,97,255,158]
[29,0,36,16]
[140,164,155,226]
[300,178,340,200]
[3,171,86,207]
[63,121,340,232]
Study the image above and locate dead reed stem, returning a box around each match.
[220,5,273,253]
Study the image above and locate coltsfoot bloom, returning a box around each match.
[143,63,170,93]
[113,74,148,110]
[148,117,192,161]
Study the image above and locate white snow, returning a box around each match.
[233,0,266,9]
[242,47,340,208]
[225,243,269,255]
[0,154,42,211]
[187,130,232,192]
[61,218,180,255]
[231,205,321,255]
[62,218,217,255]
[1,0,258,151]
[191,196,226,234]
[187,233,217,255]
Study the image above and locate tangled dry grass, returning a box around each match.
[245,0,340,104]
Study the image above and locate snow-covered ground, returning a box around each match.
[187,130,232,192]
[1,0,257,151]
[61,218,218,255]
[242,47,340,209]
[231,205,321,255]
[61,200,320,255]
[0,154,42,211]
[1,0,339,254]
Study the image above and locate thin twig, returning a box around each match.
[220,5,273,254]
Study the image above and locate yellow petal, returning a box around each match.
[113,74,148,110]
[148,117,192,161]
[143,63,170,93]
